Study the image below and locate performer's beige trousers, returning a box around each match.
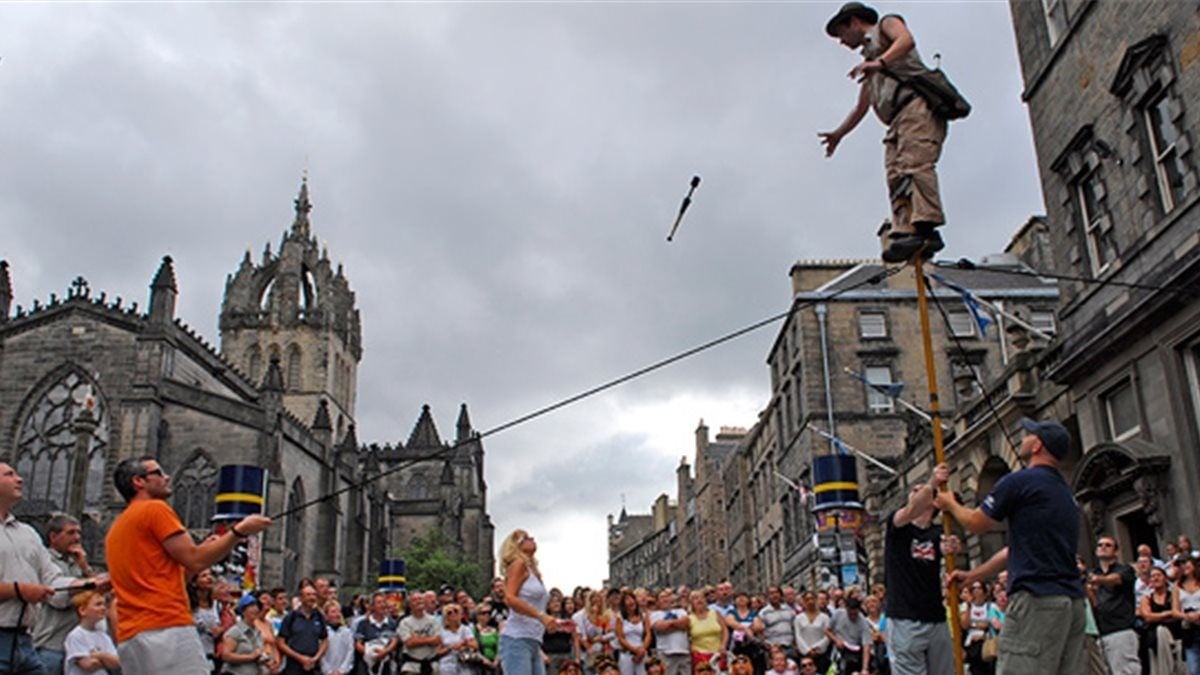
[885,97,947,236]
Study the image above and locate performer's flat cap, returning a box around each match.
[826,2,879,36]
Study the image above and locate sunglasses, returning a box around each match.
[143,467,166,478]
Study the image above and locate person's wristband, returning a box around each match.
[230,523,248,538]
[878,57,887,69]
[12,581,19,600]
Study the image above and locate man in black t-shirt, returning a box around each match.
[884,462,955,675]
[1089,535,1139,675]
[937,417,1086,675]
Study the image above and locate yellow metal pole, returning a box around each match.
[913,257,966,675]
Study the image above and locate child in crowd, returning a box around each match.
[64,591,119,675]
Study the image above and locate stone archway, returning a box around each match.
[1072,443,1170,556]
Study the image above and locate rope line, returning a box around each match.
[934,258,1200,297]
[269,266,905,520]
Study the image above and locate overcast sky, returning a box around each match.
[0,1,1044,590]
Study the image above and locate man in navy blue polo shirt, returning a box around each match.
[355,592,399,674]
[935,417,1086,675]
[278,584,328,674]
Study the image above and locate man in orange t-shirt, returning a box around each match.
[105,456,271,674]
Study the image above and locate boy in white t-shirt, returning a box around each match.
[64,590,120,675]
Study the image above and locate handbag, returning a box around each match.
[981,635,999,662]
[886,68,971,121]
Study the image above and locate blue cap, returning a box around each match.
[236,594,258,615]
[1020,417,1071,460]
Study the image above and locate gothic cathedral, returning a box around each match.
[0,178,495,592]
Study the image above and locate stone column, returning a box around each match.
[68,404,98,517]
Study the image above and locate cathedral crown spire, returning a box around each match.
[292,175,313,239]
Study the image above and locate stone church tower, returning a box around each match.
[0,177,494,592]
[219,178,362,441]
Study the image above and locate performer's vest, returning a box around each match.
[862,15,928,125]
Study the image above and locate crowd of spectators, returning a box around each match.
[15,516,1200,675]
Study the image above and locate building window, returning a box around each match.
[1185,343,1200,446]
[1030,310,1057,336]
[1077,168,1118,275]
[286,344,302,391]
[246,345,262,384]
[1103,379,1141,441]
[173,452,218,531]
[948,311,976,338]
[864,365,895,414]
[284,478,306,591]
[1113,36,1197,227]
[1041,0,1068,45]
[859,311,887,339]
[1144,89,1189,213]
[15,369,109,512]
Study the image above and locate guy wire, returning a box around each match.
[934,259,1200,297]
[924,274,1019,454]
[269,265,904,520]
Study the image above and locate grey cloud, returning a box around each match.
[0,2,1044,586]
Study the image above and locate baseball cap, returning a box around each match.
[1019,417,1071,460]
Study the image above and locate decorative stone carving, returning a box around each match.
[1133,474,1164,527]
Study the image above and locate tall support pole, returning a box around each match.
[913,258,966,675]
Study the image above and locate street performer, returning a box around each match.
[884,462,957,675]
[105,456,272,674]
[820,2,948,263]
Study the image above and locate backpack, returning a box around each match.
[887,67,971,121]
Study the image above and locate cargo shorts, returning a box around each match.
[997,591,1087,675]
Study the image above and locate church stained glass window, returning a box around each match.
[173,452,218,531]
[14,370,108,511]
[284,478,305,590]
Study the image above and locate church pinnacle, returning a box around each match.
[292,175,313,239]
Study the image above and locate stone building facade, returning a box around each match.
[0,180,494,592]
[607,495,675,589]
[608,423,741,588]
[606,227,1060,590]
[762,246,1059,590]
[951,0,1200,558]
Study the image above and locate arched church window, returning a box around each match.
[284,478,305,591]
[300,266,319,311]
[172,451,218,531]
[287,344,302,391]
[246,345,262,384]
[260,277,276,312]
[14,369,109,511]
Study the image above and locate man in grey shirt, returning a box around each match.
[399,593,442,674]
[825,598,871,675]
[758,586,796,657]
[33,514,96,675]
